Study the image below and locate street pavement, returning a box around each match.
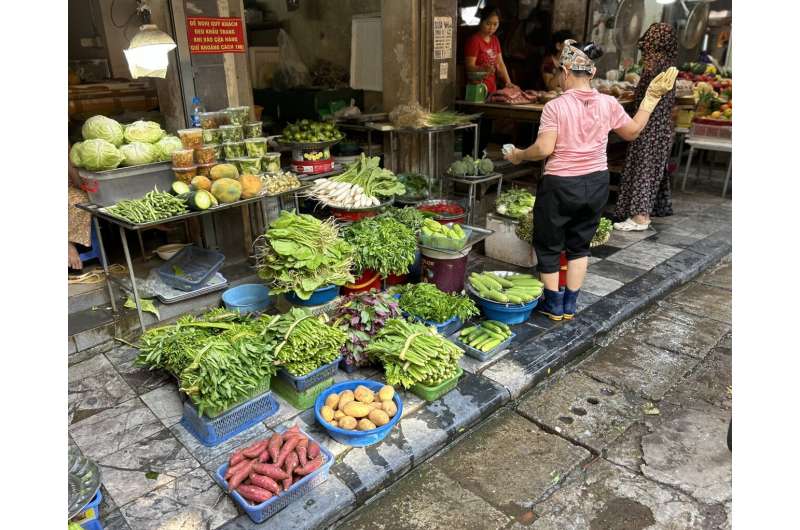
[337,256,732,530]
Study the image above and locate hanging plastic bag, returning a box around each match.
[272,29,311,90]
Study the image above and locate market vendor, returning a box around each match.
[505,40,678,320]
[541,30,575,91]
[68,144,91,271]
[464,6,517,93]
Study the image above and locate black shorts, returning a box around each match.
[532,170,609,273]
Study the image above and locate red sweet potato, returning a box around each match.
[285,425,300,434]
[252,463,290,480]
[242,439,270,459]
[282,476,293,491]
[307,441,320,460]
[249,473,281,494]
[267,433,283,463]
[228,458,257,492]
[294,455,323,476]
[229,450,246,467]
[236,484,273,504]
[275,435,300,467]
[225,457,253,480]
[258,449,270,463]
[295,437,309,467]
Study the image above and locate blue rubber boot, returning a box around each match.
[563,288,579,320]
[537,288,564,321]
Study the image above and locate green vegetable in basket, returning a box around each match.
[496,188,535,219]
[343,216,417,277]
[366,318,463,388]
[155,135,184,161]
[124,119,165,144]
[330,154,406,198]
[459,320,512,352]
[397,172,429,200]
[120,141,159,166]
[377,206,429,233]
[264,308,347,376]
[77,138,124,171]
[396,282,478,323]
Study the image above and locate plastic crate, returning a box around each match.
[79,162,173,207]
[277,356,342,392]
[411,366,463,401]
[213,427,334,524]
[405,313,463,337]
[420,224,472,251]
[314,380,404,447]
[272,376,334,410]
[453,331,516,362]
[690,120,732,140]
[180,389,278,447]
[157,245,225,292]
[71,489,103,530]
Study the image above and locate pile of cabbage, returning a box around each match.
[70,115,183,171]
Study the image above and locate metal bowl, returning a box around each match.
[68,448,102,519]
[275,136,342,150]
[416,198,468,221]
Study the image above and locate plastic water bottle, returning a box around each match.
[190,97,205,127]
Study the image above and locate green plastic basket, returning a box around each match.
[272,376,334,410]
[410,366,463,401]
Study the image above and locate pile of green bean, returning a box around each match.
[266,308,347,376]
[105,187,188,224]
[366,318,463,388]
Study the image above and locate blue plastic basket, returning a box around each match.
[475,297,540,325]
[314,380,404,447]
[453,330,516,362]
[277,356,342,392]
[72,490,103,530]
[157,245,225,292]
[222,283,272,314]
[180,390,279,447]
[213,427,334,524]
[285,284,339,306]
[395,293,464,337]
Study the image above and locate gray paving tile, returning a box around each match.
[605,228,657,248]
[581,272,624,297]
[170,417,271,465]
[70,398,163,461]
[606,240,682,270]
[105,344,171,395]
[69,354,135,425]
[140,383,184,428]
[588,259,648,284]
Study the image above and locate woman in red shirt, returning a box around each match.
[464,7,516,94]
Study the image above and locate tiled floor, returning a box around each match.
[68,188,731,529]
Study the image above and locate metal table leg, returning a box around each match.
[119,226,147,332]
[472,123,479,159]
[722,158,732,197]
[94,217,117,313]
[682,146,695,191]
[675,133,685,173]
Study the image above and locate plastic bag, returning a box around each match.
[273,29,311,90]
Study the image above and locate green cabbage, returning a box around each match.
[79,139,124,171]
[120,141,159,166]
[124,120,165,144]
[81,115,124,146]
[155,135,183,161]
[70,142,83,167]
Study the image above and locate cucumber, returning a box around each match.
[485,273,514,289]
[469,332,489,347]
[188,190,214,211]
[506,294,524,304]
[171,181,191,195]
[481,321,507,335]
[478,274,503,291]
[460,325,478,338]
[488,321,511,333]
[507,273,536,279]
[480,337,503,352]
[485,289,509,303]
[470,275,489,293]
[508,279,543,286]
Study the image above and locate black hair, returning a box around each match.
[548,29,575,54]
[478,5,501,24]
[580,42,604,60]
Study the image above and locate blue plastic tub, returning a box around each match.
[475,297,540,325]
[180,389,278,447]
[395,294,464,337]
[314,380,404,447]
[222,283,271,314]
[213,427,333,524]
[157,245,225,292]
[285,284,339,306]
[72,489,103,530]
[277,356,342,392]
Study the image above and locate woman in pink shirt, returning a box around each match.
[505,40,677,320]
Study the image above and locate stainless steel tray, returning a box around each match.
[157,272,228,304]
[417,224,494,255]
[68,448,101,519]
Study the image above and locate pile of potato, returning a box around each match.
[319,384,398,431]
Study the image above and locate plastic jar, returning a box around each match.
[194,145,216,165]
[171,149,195,168]
[244,137,268,157]
[177,128,203,149]
[223,141,245,159]
[202,128,221,144]
[235,157,262,175]
[262,153,282,173]
[205,143,223,161]
[173,165,198,183]
[220,124,244,142]
[198,111,221,129]
[224,106,250,125]
[243,121,263,138]
[197,162,216,177]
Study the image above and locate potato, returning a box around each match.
[358,418,377,431]
[325,393,340,410]
[354,385,375,404]
[368,401,383,411]
[330,420,338,428]
[334,410,346,420]
[378,385,395,402]
[338,416,357,430]
[368,409,390,427]
[338,390,355,410]
[320,405,335,422]
[343,401,371,418]
[382,399,397,418]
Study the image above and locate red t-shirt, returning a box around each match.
[465,33,502,93]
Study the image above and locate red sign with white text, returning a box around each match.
[186,16,245,54]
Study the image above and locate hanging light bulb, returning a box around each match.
[656,0,676,4]
[123,2,177,79]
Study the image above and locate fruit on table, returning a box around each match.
[421,218,465,240]
[191,175,212,192]
[469,272,544,304]
[458,320,513,353]
[282,119,344,143]
[210,163,240,181]
[211,177,243,203]
[319,384,397,431]
[239,173,262,199]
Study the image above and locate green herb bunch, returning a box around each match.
[366,318,463,388]
[254,210,355,300]
[592,217,613,245]
[378,206,430,233]
[265,308,347,376]
[331,154,406,197]
[343,216,417,277]
[397,282,479,323]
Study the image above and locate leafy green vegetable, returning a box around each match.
[69,142,83,167]
[82,115,124,146]
[448,155,494,177]
[120,141,159,166]
[333,291,402,369]
[155,135,184,161]
[124,297,160,319]
[496,188,535,219]
[266,308,347,375]
[343,216,417,277]
[397,172,429,200]
[396,282,478,323]
[378,206,430,233]
[331,154,406,198]
[515,211,533,243]
[254,210,354,300]
[592,217,613,245]
[366,318,463,388]
[77,138,124,171]
[124,120,165,144]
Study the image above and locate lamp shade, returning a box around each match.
[124,24,177,79]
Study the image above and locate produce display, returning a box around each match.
[203,128,222,144]
[124,120,166,144]
[267,308,347,376]
[177,128,203,149]
[221,124,245,142]
[318,384,397,430]
[261,171,301,195]
[447,155,494,177]
[397,172,430,201]
[262,153,282,173]
[314,154,404,206]
[120,141,160,167]
[332,291,402,369]
[220,425,325,504]
[308,179,380,209]
[245,138,268,157]
[389,102,473,129]
[457,320,513,353]
[281,120,344,143]
[417,200,465,217]
[420,218,467,250]
[495,188,534,219]
[377,206,429,233]
[105,188,188,224]
[254,211,355,300]
[343,217,417,277]
[468,272,544,304]
[225,106,251,126]
[136,309,278,417]
[244,122,263,139]
[366,318,464,388]
[396,282,478,323]
[592,217,613,246]
[224,141,246,159]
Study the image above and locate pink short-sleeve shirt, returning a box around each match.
[538,89,632,177]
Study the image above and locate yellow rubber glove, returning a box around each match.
[639,66,679,113]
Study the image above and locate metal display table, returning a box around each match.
[681,136,732,197]
[444,172,504,225]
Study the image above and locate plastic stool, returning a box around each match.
[78,223,105,267]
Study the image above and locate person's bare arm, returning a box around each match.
[505,130,557,164]
[613,109,652,141]
[496,54,516,88]
[466,56,490,74]
[614,67,680,141]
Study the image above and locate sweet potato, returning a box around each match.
[285,425,301,434]
[307,441,320,459]
[225,457,253,480]
[249,473,281,494]
[236,484,273,504]
[252,463,290,480]
[275,435,300,467]
[294,455,323,476]
[284,451,299,477]
[258,449,270,463]
[229,450,246,467]
[296,437,309,467]
[228,458,257,492]
[242,439,269,459]
[282,476,294,491]
[267,433,283,463]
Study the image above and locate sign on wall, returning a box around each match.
[187,16,245,54]
[433,16,453,60]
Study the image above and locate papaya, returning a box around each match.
[209,163,239,181]
[191,175,212,192]
[210,177,242,203]
[239,173,262,199]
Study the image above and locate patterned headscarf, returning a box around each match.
[634,23,678,105]
[558,39,596,75]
